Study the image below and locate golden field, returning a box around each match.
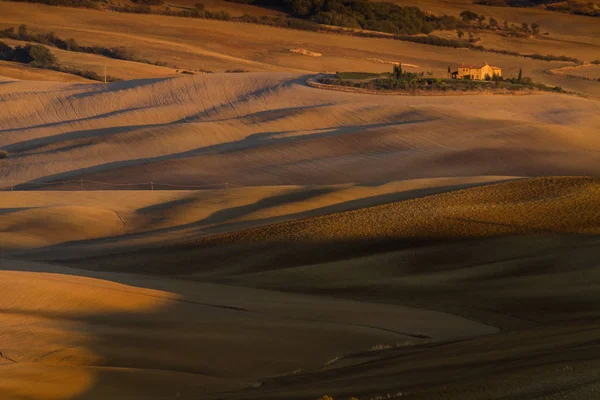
[0,1,599,399]
[1,1,600,97]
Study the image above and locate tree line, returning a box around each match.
[228,0,463,35]
[0,25,168,67]
[0,40,120,82]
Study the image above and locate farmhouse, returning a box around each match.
[451,63,502,80]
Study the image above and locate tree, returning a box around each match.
[218,10,231,20]
[132,0,164,5]
[17,24,27,39]
[12,44,57,66]
[457,30,464,39]
[477,15,485,27]
[521,22,529,33]
[531,22,540,35]
[460,10,479,23]
[28,44,58,66]
[12,45,32,63]
[517,68,522,84]
[489,18,498,29]
[65,38,79,51]
[194,2,204,11]
[290,0,314,17]
[0,41,14,61]
[503,20,509,30]
[393,64,403,80]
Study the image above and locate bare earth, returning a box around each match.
[0,2,599,399]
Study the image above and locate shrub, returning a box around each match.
[0,41,14,60]
[337,72,382,80]
[0,150,8,159]
[5,0,100,9]
[10,44,58,66]
[0,25,168,67]
[132,0,164,5]
[28,44,58,66]
[460,10,479,22]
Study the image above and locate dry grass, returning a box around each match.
[1,177,600,399]
[0,74,598,191]
[0,60,94,82]
[1,2,599,96]
[0,2,599,399]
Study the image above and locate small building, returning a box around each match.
[451,63,502,80]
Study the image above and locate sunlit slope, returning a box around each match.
[1,74,599,189]
[71,177,600,323]
[0,60,94,83]
[0,206,124,250]
[0,177,513,257]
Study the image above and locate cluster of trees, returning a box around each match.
[0,41,57,66]
[117,2,233,21]
[0,40,119,81]
[132,0,164,5]
[546,1,600,17]
[6,0,100,9]
[476,0,599,17]
[320,65,565,93]
[458,10,540,34]
[228,0,463,35]
[475,0,555,6]
[0,25,168,67]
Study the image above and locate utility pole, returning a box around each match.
[104,65,107,84]
[151,181,154,191]
[80,178,83,191]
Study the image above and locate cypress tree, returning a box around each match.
[518,68,522,84]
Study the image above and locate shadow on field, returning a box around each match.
[5,230,600,400]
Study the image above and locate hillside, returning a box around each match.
[1,177,599,399]
[0,2,599,399]
[1,2,600,97]
[0,73,599,190]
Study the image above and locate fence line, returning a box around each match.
[0,179,242,191]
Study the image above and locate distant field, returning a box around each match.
[386,0,600,40]
[0,38,178,80]
[551,63,600,80]
[0,59,94,82]
[1,2,599,97]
